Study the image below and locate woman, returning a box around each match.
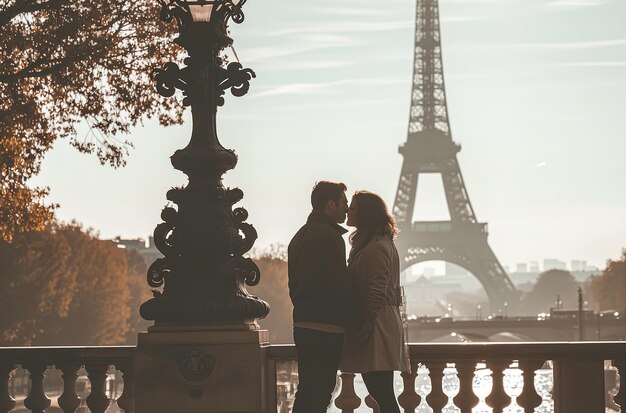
[340,191,410,413]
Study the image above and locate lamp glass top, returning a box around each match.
[186,1,215,22]
[185,0,243,22]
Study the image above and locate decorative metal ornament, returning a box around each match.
[153,61,256,107]
[177,351,216,381]
[141,0,269,324]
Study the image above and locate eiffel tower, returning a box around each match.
[392,0,518,310]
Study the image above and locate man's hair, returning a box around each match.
[311,181,347,211]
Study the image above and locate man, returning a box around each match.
[288,181,350,413]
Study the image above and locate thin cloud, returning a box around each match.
[251,78,405,98]
[269,98,399,114]
[259,59,356,72]
[241,34,357,63]
[544,0,610,8]
[442,0,522,3]
[324,0,410,4]
[553,61,626,67]
[219,114,274,121]
[513,38,626,50]
[444,0,609,6]
[268,20,413,37]
[317,7,394,17]
[250,83,333,99]
[441,0,540,6]
[441,15,491,23]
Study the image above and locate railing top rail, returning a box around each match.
[267,341,626,361]
[267,344,297,360]
[2,342,624,364]
[0,346,135,365]
[407,341,626,360]
[0,345,136,350]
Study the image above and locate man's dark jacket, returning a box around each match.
[288,210,349,327]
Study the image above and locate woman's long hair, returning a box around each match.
[349,191,399,249]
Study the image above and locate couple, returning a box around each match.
[288,181,409,413]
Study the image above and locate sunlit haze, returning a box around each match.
[31,0,626,270]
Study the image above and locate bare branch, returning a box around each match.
[0,0,67,26]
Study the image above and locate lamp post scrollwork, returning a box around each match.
[140,0,270,326]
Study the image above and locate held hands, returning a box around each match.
[354,319,374,342]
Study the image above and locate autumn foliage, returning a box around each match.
[249,246,293,344]
[0,223,149,345]
[0,0,183,242]
[588,250,626,312]
[520,269,579,314]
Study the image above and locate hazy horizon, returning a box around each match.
[30,0,626,271]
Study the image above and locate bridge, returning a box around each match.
[408,312,626,342]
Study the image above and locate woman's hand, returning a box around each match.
[354,319,374,342]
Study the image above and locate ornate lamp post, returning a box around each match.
[134,5,270,412]
[140,0,270,326]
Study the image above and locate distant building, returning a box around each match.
[509,271,540,286]
[115,236,162,266]
[571,260,586,272]
[529,261,540,272]
[445,262,470,277]
[404,276,463,316]
[117,238,146,250]
[543,258,567,271]
[508,257,601,288]
[570,269,601,282]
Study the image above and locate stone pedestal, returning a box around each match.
[135,325,269,413]
[553,359,605,413]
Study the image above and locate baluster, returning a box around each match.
[425,361,448,413]
[1,363,16,413]
[605,362,620,413]
[267,358,278,413]
[334,372,361,413]
[398,369,420,413]
[614,358,625,412]
[452,361,479,413]
[57,362,81,413]
[23,362,51,413]
[516,360,543,413]
[85,363,110,413]
[116,361,135,413]
[485,360,511,413]
[364,394,380,413]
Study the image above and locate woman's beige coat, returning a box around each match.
[340,235,410,373]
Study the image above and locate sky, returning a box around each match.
[31,0,626,271]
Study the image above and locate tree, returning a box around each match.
[0,225,76,344]
[0,0,183,242]
[249,245,293,344]
[588,249,626,311]
[125,248,153,343]
[0,222,148,345]
[521,269,579,314]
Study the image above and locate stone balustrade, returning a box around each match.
[1,342,624,413]
[0,346,134,413]
[268,342,626,413]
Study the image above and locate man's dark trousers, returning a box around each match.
[292,327,344,413]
